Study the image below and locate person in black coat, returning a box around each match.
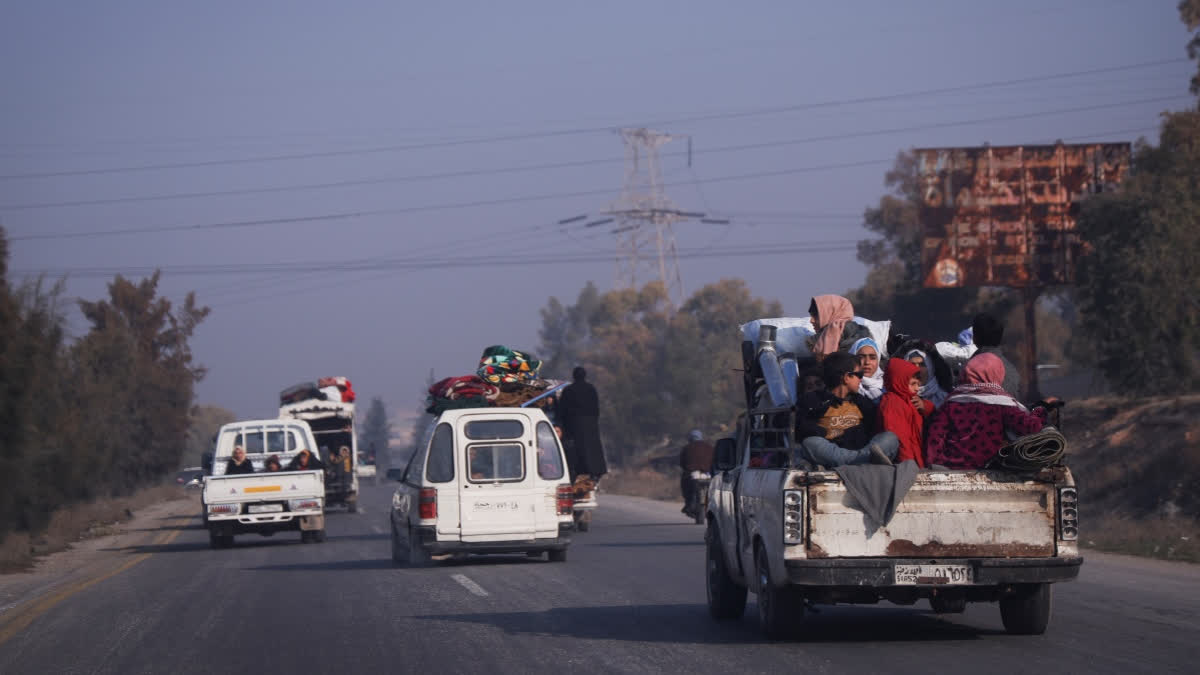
[558,367,608,480]
[224,446,256,475]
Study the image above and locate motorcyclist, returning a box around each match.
[679,429,715,518]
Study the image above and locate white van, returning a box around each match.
[389,407,574,564]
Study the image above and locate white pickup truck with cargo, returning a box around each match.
[204,419,327,548]
[280,399,359,512]
[389,407,575,564]
[704,325,1082,639]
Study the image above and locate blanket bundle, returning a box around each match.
[477,345,542,385]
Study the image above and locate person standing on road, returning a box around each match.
[558,366,608,480]
[679,429,715,518]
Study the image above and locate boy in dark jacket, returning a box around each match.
[795,352,899,467]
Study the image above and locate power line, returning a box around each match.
[0,57,1184,182]
[2,93,1181,214]
[12,240,863,279]
[5,158,898,241]
[5,103,1180,244]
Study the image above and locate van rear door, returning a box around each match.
[456,414,539,541]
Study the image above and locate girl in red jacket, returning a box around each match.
[879,358,933,467]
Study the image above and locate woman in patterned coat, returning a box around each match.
[924,353,1049,469]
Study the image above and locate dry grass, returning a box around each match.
[602,467,681,502]
[1083,514,1200,563]
[0,484,188,573]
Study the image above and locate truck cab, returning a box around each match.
[389,407,574,564]
[705,409,1081,639]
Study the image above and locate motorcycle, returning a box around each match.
[684,471,711,525]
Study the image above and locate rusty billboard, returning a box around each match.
[916,143,1132,288]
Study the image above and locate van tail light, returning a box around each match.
[419,488,437,520]
[556,485,574,516]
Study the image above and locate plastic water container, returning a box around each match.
[756,325,792,408]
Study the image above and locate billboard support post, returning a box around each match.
[1023,286,1042,403]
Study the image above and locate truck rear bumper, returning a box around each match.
[784,556,1082,587]
[415,524,572,555]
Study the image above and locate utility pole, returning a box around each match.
[608,128,686,311]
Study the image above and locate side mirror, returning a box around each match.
[714,437,738,472]
[201,452,214,475]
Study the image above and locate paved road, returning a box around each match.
[1,484,1197,674]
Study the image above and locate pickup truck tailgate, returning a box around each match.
[203,470,324,505]
[807,472,1056,558]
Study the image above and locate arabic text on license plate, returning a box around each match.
[893,564,971,585]
[474,501,518,512]
[247,504,283,514]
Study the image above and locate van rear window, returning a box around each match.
[464,420,524,440]
[467,444,524,482]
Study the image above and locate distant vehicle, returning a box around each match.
[175,467,203,488]
[280,399,360,512]
[203,419,327,548]
[390,407,574,564]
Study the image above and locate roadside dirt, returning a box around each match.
[0,495,199,627]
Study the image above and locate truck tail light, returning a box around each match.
[783,489,804,545]
[1058,487,1078,540]
[556,485,574,515]
[419,488,437,520]
[208,503,240,515]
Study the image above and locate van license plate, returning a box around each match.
[894,564,971,585]
[247,504,283,514]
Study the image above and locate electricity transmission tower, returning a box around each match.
[608,128,689,311]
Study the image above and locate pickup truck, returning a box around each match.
[705,408,1081,639]
[204,419,327,548]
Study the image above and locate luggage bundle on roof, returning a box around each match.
[279,376,356,407]
[425,346,564,415]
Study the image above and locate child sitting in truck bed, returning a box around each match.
[795,352,899,468]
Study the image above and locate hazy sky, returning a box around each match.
[1,0,1193,419]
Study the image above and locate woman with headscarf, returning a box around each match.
[904,348,949,409]
[849,337,885,401]
[924,353,1051,469]
[808,295,869,361]
[224,446,256,475]
[287,448,324,472]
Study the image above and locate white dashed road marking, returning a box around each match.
[371,525,383,534]
[451,574,489,597]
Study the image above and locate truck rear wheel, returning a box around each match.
[406,525,433,567]
[706,525,747,620]
[756,542,802,640]
[1000,583,1052,635]
[209,531,233,549]
[548,548,568,563]
[390,523,407,564]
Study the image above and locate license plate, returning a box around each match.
[894,564,972,585]
[473,500,519,512]
[247,504,283,514]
